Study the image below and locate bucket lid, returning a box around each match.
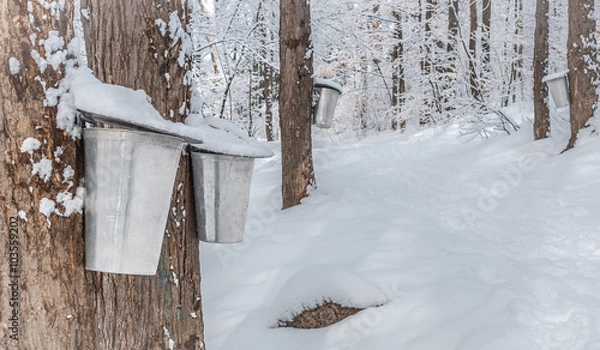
[189,143,267,158]
[78,109,202,143]
[78,109,274,158]
[542,70,569,83]
[313,77,343,94]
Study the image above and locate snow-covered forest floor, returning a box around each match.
[200,105,600,350]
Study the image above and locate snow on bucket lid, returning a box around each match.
[313,77,343,94]
[70,67,273,158]
[185,115,273,158]
[542,70,569,83]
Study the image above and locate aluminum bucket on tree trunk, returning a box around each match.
[190,149,254,243]
[542,70,570,110]
[84,128,184,275]
[313,80,342,128]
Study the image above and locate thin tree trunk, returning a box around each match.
[481,0,491,78]
[261,0,276,142]
[510,0,524,105]
[469,0,480,101]
[391,10,406,131]
[422,0,443,119]
[249,3,265,138]
[264,61,275,141]
[359,64,369,132]
[82,1,204,348]
[533,0,550,140]
[565,0,598,150]
[442,0,460,112]
[279,0,315,209]
[447,0,459,54]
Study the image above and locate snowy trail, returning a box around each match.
[201,121,600,350]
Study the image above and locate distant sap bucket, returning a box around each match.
[542,70,570,110]
[84,128,184,275]
[190,148,255,243]
[313,79,342,128]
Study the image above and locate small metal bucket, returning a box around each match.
[313,83,342,128]
[84,128,184,275]
[542,70,570,109]
[190,150,254,243]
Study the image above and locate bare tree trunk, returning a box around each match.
[447,0,459,54]
[279,0,315,209]
[469,0,480,101]
[509,0,524,105]
[261,0,276,142]
[249,3,265,138]
[0,2,95,348]
[441,0,460,112]
[565,0,598,150]
[358,64,369,133]
[391,10,406,131]
[81,1,204,349]
[533,0,550,140]
[421,0,443,120]
[263,61,275,141]
[481,0,491,80]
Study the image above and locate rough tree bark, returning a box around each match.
[81,0,204,349]
[0,1,93,349]
[533,0,550,140]
[279,0,315,209]
[565,0,598,150]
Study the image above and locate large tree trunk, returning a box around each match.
[0,2,93,348]
[81,0,204,348]
[533,0,550,140]
[279,0,315,209]
[565,0,598,150]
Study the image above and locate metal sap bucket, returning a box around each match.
[542,70,570,109]
[190,149,254,243]
[313,81,342,128]
[84,128,184,275]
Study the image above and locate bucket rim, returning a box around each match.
[314,83,342,95]
[189,147,256,161]
[83,127,185,147]
[542,70,570,83]
[189,144,263,159]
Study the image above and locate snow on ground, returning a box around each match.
[200,107,600,350]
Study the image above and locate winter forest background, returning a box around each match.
[3,0,600,348]
[191,0,575,141]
